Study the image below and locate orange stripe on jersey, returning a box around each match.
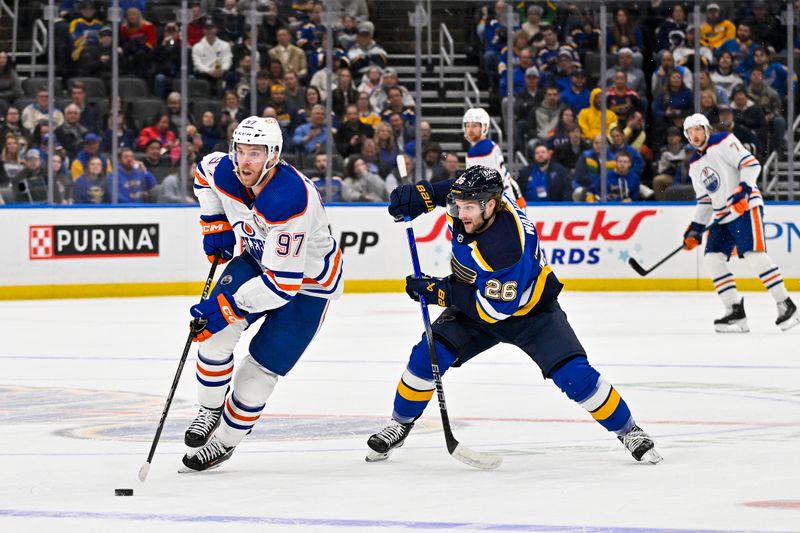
[225,399,261,422]
[196,363,232,377]
[194,171,209,186]
[265,270,301,292]
[751,208,765,251]
[762,273,781,284]
[214,181,247,205]
[319,248,342,287]
[738,157,758,169]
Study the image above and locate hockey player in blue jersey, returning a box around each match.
[181,116,343,472]
[366,166,662,465]
[682,113,798,332]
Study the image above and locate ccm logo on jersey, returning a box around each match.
[29,224,159,260]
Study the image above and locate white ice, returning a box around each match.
[0,292,798,533]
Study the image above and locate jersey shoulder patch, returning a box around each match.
[254,163,310,224]
[706,132,731,150]
[467,138,496,158]
[472,211,523,271]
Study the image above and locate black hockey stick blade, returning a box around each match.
[627,256,649,276]
[627,244,684,277]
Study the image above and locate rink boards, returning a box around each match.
[1,202,798,299]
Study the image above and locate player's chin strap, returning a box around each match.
[253,156,280,188]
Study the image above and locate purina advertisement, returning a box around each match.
[0,203,798,298]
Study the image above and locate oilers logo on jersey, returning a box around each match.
[701,167,721,193]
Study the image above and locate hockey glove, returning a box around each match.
[190,292,245,341]
[200,214,236,264]
[683,222,706,250]
[388,181,437,222]
[405,274,452,307]
[731,182,752,215]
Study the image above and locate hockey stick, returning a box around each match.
[627,244,684,277]
[402,217,502,470]
[138,251,222,482]
[627,221,719,277]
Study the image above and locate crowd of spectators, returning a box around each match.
[0,0,440,205]
[1,1,798,205]
[478,0,799,202]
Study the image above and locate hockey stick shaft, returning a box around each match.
[628,221,720,277]
[628,244,684,277]
[138,252,222,482]
[402,217,501,470]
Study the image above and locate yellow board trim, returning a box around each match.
[591,388,621,421]
[397,380,434,402]
[1,278,798,300]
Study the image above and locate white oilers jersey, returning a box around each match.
[688,132,763,226]
[466,138,522,201]
[194,152,343,312]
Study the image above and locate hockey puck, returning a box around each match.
[114,488,134,496]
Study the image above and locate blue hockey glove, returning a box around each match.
[405,274,452,307]
[190,292,245,341]
[200,214,236,264]
[731,182,752,215]
[388,181,436,222]
[683,222,705,250]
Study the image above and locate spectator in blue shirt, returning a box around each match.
[293,104,330,156]
[500,47,535,97]
[73,155,109,204]
[111,147,157,203]
[604,151,640,201]
[560,69,591,115]
[517,143,571,202]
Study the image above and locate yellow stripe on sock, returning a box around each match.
[397,380,434,402]
[591,388,621,421]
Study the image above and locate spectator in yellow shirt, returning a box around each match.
[699,3,735,50]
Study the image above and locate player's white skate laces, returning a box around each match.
[184,405,223,448]
[179,435,234,472]
[619,425,662,464]
[776,298,799,331]
[366,421,414,462]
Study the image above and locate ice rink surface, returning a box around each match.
[0,291,798,533]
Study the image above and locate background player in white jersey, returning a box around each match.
[462,107,525,205]
[182,116,344,471]
[682,113,797,332]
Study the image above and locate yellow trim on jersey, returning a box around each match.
[469,242,494,272]
[591,388,621,421]
[513,265,553,316]
[397,380,434,402]
[475,299,500,323]
[505,201,527,250]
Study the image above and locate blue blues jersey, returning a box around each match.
[447,195,563,323]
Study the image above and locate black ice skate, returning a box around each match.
[179,436,234,472]
[714,298,749,333]
[776,297,799,331]
[184,405,223,447]
[365,421,414,462]
[619,425,662,464]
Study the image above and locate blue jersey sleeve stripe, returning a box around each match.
[260,273,293,301]
[269,269,304,279]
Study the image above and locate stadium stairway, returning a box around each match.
[372,0,486,158]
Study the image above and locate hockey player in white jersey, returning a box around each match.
[682,113,797,332]
[181,116,343,471]
[463,107,525,206]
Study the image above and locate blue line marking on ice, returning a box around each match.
[0,509,796,532]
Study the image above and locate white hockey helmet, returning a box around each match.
[463,107,490,140]
[230,116,283,186]
[683,113,711,148]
